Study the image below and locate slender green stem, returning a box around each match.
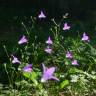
[3,45,10,61]
[4,63,12,88]
[22,22,29,36]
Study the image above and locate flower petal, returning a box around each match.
[50,76,59,81]
[42,63,46,74]
[46,67,55,76]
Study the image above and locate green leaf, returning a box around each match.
[23,71,38,85]
[69,67,83,74]
[60,80,69,89]
[23,72,31,78]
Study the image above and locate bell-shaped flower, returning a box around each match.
[63,22,70,30]
[18,35,28,44]
[12,55,21,64]
[45,46,52,54]
[72,59,78,65]
[38,11,46,19]
[23,64,32,72]
[46,36,53,45]
[81,32,90,42]
[66,51,73,59]
[41,63,59,82]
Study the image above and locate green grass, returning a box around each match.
[0,16,96,96]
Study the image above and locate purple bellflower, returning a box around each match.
[38,11,46,19]
[46,36,53,45]
[82,32,90,42]
[23,64,32,72]
[66,51,73,59]
[72,59,78,65]
[12,55,21,64]
[41,63,59,82]
[63,22,70,30]
[45,46,52,54]
[18,35,28,44]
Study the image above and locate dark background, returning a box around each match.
[0,0,96,20]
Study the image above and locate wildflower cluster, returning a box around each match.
[45,36,53,54]
[66,51,78,65]
[1,10,96,96]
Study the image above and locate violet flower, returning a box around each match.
[18,35,28,44]
[72,59,78,65]
[46,36,53,45]
[41,63,59,82]
[66,51,73,59]
[12,55,21,64]
[23,64,32,72]
[45,46,52,54]
[81,32,90,42]
[63,22,70,30]
[38,11,46,19]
